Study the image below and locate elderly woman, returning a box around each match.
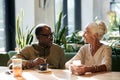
[65,21,112,75]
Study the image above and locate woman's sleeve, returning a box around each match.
[65,46,85,69]
[102,46,112,71]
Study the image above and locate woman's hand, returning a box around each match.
[70,64,86,75]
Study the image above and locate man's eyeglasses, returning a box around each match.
[39,32,53,38]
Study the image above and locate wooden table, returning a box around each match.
[0,66,120,80]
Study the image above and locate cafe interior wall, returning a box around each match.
[34,0,55,32]
[15,0,110,38]
[15,0,55,42]
[93,0,110,26]
[15,0,54,31]
[15,0,35,32]
[82,0,110,30]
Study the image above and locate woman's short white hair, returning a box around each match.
[87,21,107,40]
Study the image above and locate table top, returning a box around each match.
[0,66,120,80]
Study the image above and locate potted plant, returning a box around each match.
[16,9,35,50]
[65,31,85,52]
[54,11,68,49]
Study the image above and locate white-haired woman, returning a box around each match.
[65,21,112,75]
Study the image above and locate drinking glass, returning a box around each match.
[39,63,48,71]
[69,60,82,75]
[72,60,81,66]
[12,58,22,77]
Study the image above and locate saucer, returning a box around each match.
[38,69,51,73]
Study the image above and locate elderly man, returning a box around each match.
[8,24,65,69]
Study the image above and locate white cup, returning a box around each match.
[69,60,82,74]
[72,60,81,66]
[12,58,22,77]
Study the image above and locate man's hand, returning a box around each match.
[33,57,46,66]
[25,57,46,69]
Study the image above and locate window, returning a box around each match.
[67,0,75,35]
[0,0,5,51]
[0,0,15,52]
[108,1,120,36]
[55,0,81,36]
[55,0,63,23]
[103,1,120,41]
[111,2,120,19]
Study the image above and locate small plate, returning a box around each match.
[38,69,51,73]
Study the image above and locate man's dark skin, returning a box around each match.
[8,24,54,69]
[25,25,53,68]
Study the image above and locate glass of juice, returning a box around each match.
[12,58,22,77]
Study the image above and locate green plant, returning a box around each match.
[66,31,84,44]
[108,11,119,32]
[65,31,85,52]
[54,11,68,49]
[110,40,120,56]
[16,9,35,50]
